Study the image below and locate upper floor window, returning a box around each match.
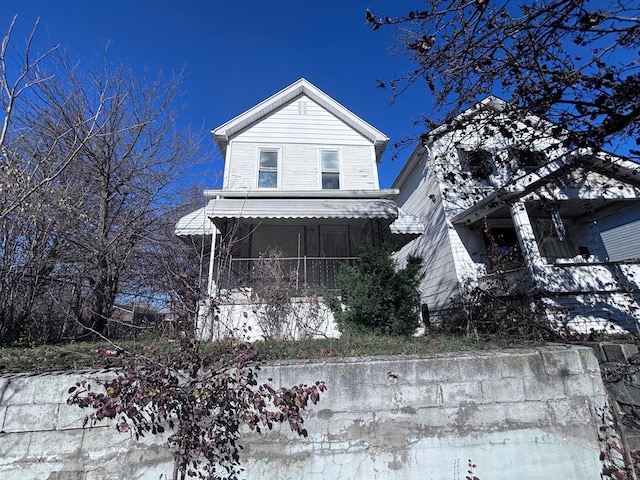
[459,148,493,181]
[509,148,546,172]
[258,149,279,188]
[320,149,340,189]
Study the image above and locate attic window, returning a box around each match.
[510,148,546,172]
[460,148,493,180]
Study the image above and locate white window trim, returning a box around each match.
[318,147,342,190]
[256,147,282,189]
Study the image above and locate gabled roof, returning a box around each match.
[212,78,389,160]
[393,95,560,190]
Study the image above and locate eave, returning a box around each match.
[211,78,389,160]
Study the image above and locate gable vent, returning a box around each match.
[297,101,307,115]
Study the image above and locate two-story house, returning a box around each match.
[177,79,422,340]
[393,97,640,334]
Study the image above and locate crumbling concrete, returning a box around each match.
[0,346,610,479]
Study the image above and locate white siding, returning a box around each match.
[223,95,378,190]
[597,208,640,261]
[224,143,258,190]
[393,150,461,316]
[234,95,371,146]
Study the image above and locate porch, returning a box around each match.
[218,255,358,291]
[465,197,640,331]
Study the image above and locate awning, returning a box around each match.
[177,199,424,239]
[204,198,398,221]
[390,208,424,236]
[175,207,216,236]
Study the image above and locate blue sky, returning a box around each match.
[3,1,426,189]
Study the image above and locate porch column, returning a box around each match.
[509,200,545,283]
[207,228,217,296]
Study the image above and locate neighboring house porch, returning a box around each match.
[449,151,640,332]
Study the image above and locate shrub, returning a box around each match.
[329,243,423,336]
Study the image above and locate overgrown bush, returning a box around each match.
[68,338,326,480]
[442,286,547,341]
[250,249,326,340]
[329,243,423,336]
[439,221,553,342]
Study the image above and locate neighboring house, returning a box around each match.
[393,97,640,333]
[111,302,167,334]
[176,79,422,340]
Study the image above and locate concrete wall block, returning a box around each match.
[578,346,605,376]
[314,412,379,445]
[562,371,599,398]
[540,348,585,376]
[262,361,322,388]
[481,377,525,403]
[401,383,441,408]
[503,401,551,426]
[3,403,58,432]
[456,353,507,381]
[79,424,135,460]
[439,381,483,407]
[0,430,32,464]
[414,355,462,383]
[498,350,542,379]
[1,462,78,480]
[523,375,567,401]
[376,357,420,385]
[602,343,638,363]
[276,361,376,393]
[319,380,390,413]
[0,374,39,405]
[42,373,85,405]
[414,406,460,432]
[56,403,89,431]
[26,428,84,461]
[451,402,507,430]
[544,397,598,428]
[119,445,174,478]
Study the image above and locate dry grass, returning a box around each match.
[0,334,539,374]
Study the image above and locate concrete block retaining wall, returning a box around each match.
[0,346,610,479]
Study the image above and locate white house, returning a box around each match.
[177,79,422,340]
[393,97,640,333]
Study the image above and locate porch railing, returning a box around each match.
[477,259,640,296]
[219,256,359,292]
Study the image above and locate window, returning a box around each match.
[320,149,340,189]
[509,148,546,172]
[532,217,577,260]
[482,226,524,270]
[258,149,278,188]
[459,148,493,180]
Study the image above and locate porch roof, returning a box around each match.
[205,197,398,221]
[175,206,216,236]
[391,208,425,235]
[175,200,424,238]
